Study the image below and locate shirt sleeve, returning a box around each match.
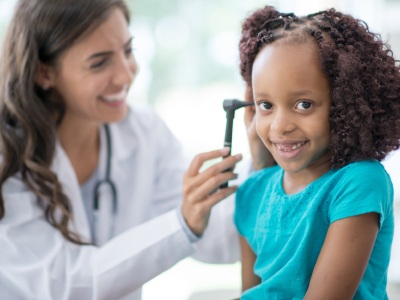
[328,161,394,228]
[177,205,201,242]
[138,107,241,263]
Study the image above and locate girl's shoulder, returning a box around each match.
[335,160,391,187]
[327,160,394,225]
[327,160,393,203]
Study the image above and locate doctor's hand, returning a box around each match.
[182,148,242,236]
[244,85,275,170]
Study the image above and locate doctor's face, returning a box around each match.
[47,7,137,125]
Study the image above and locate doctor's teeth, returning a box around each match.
[102,96,122,102]
[101,91,127,102]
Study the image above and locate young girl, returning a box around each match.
[0,0,250,299]
[235,6,400,299]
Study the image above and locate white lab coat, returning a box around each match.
[0,105,240,300]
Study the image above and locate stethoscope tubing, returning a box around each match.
[93,124,117,213]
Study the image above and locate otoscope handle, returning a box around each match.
[220,99,254,189]
[220,111,234,189]
[223,110,234,149]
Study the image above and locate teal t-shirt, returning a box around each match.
[234,161,394,300]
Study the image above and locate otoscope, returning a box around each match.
[220,99,255,189]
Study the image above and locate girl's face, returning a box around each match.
[252,42,331,181]
[45,7,137,126]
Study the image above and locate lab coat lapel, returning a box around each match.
[52,142,91,242]
[51,113,139,246]
[109,108,138,163]
[105,111,138,234]
[94,125,116,246]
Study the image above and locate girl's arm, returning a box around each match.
[239,235,261,291]
[304,212,379,300]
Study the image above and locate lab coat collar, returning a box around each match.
[51,142,92,243]
[49,108,140,244]
[106,108,138,163]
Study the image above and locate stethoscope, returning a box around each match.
[92,124,118,243]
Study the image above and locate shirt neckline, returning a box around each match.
[276,167,335,198]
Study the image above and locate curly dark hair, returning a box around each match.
[239,6,400,168]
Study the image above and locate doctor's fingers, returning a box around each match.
[184,153,242,193]
[185,148,230,177]
[184,155,240,196]
[182,184,237,236]
[185,170,238,204]
[204,185,237,209]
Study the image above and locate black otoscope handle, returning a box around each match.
[219,99,255,189]
[220,110,235,189]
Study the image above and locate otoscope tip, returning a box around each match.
[242,102,255,107]
[223,99,255,112]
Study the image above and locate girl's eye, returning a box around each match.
[296,101,313,110]
[258,101,273,111]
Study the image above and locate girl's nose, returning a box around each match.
[270,110,296,134]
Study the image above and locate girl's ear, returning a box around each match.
[245,84,254,102]
[35,63,56,91]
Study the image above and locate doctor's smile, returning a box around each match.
[0,0,247,299]
[98,89,129,107]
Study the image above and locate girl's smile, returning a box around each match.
[272,140,308,160]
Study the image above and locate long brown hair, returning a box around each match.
[0,0,130,244]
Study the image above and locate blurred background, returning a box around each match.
[1,0,399,299]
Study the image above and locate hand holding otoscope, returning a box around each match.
[220,99,255,189]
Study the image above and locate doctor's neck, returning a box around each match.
[57,117,101,184]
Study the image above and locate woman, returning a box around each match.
[0,0,273,299]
